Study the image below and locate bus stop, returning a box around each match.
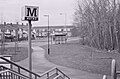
[53,33,67,44]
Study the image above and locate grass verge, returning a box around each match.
[0,47,30,62]
[41,41,120,75]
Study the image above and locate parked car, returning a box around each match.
[4,33,14,42]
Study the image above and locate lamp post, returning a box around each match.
[60,13,67,33]
[44,15,50,55]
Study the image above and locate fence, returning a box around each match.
[0,56,70,79]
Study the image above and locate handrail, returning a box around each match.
[53,74,61,79]
[0,70,9,74]
[56,68,70,79]
[9,70,31,79]
[0,56,70,79]
[0,65,32,79]
[40,67,57,77]
[40,67,70,79]
[0,56,41,78]
[0,69,29,79]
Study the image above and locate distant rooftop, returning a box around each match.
[0,23,28,30]
[33,25,74,29]
[0,23,74,30]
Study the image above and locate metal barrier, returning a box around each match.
[0,55,12,69]
[0,56,70,79]
[0,66,31,79]
[109,58,120,79]
[111,59,117,79]
[40,67,70,79]
[0,56,41,79]
[103,59,117,79]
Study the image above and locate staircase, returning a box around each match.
[0,56,70,79]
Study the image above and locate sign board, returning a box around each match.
[22,6,39,21]
[0,55,12,68]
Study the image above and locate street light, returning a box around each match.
[60,13,67,33]
[44,15,50,55]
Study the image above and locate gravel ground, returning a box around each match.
[42,41,120,75]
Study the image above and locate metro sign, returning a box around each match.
[22,6,39,21]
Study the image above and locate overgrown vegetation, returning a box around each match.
[73,0,120,52]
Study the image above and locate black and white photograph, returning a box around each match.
[0,0,120,79]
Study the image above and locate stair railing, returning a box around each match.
[0,65,32,79]
[53,74,61,79]
[0,70,29,79]
[0,56,70,79]
[56,68,70,79]
[40,67,57,78]
[0,56,41,79]
[40,67,70,79]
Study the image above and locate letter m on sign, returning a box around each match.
[27,8,37,17]
[22,6,39,21]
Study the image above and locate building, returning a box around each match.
[33,25,74,38]
[0,22,28,41]
[0,23,74,41]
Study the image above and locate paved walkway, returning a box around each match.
[15,37,111,79]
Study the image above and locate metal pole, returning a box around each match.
[111,59,117,79]
[44,14,50,55]
[103,75,107,79]
[48,15,50,55]
[65,13,66,31]
[65,13,68,43]
[28,20,32,78]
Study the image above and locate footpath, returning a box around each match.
[16,37,111,79]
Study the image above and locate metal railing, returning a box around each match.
[0,70,28,79]
[102,75,107,79]
[102,59,120,79]
[40,67,70,79]
[53,74,62,79]
[0,56,42,79]
[0,56,70,79]
[0,65,31,79]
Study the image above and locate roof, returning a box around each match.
[0,23,28,30]
[33,25,74,29]
[0,24,74,30]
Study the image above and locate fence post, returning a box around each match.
[111,59,117,79]
[47,73,49,79]
[56,68,58,75]
[103,75,107,79]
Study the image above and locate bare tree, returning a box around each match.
[73,0,120,52]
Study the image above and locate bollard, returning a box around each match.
[111,59,117,79]
[103,75,107,79]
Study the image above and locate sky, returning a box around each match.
[0,0,78,26]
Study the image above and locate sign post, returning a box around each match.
[28,20,32,78]
[22,6,39,78]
